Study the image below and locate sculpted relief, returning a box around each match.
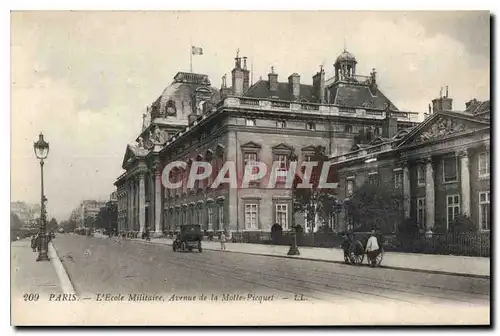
[166,100,177,117]
[416,117,467,143]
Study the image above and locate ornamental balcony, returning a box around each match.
[214,96,419,122]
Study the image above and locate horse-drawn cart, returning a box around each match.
[344,232,384,266]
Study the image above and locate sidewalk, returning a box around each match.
[11,238,62,297]
[133,237,490,278]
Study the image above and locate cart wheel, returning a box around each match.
[350,251,364,265]
[198,241,202,253]
[181,242,186,252]
[348,241,365,265]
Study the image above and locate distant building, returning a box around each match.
[109,191,118,203]
[10,201,41,228]
[330,94,490,233]
[79,200,107,227]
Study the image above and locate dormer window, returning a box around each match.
[306,122,316,131]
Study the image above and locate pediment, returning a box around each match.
[301,145,318,152]
[121,145,137,169]
[272,143,294,152]
[121,144,148,169]
[241,141,262,150]
[397,111,489,148]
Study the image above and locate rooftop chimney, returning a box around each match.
[432,86,453,113]
[268,66,278,92]
[243,56,250,93]
[382,101,397,138]
[220,73,232,98]
[288,73,300,100]
[312,66,325,103]
[232,52,244,96]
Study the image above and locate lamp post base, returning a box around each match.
[36,252,50,262]
[287,245,300,256]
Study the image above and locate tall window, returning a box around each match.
[276,204,288,229]
[368,173,379,186]
[416,197,425,227]
[276,154,289,179]
[346,180,354,197]
[244,204,258,230]
[243,152,258,177]
[443,156,458,183]
[479,191,490,231]
[197,207,202,225]
[417,164,425,186]
[393,170,403,189]
[478,153,490,178]
[446,194,460,229]
[207,206,213,230]
[218,204,224,231]
[177,209,181,226]
[276,120,286,128]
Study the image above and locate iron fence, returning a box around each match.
[230,231,490,257]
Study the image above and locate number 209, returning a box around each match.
[23,293,39,301]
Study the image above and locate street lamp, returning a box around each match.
[33,133,50,262]
[287,153,300,256]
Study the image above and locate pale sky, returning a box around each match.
[10,11,490,221]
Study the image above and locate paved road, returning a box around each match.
[52,234,489,308]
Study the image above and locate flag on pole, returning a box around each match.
[191,46,203,55]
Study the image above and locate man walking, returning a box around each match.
[365,229,380,267]
[220,231,226,251]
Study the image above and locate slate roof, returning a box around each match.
[243,79,399,110]
[243,80,317,102]
[333,85,399,110]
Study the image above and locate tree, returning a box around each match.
[11,212,24,231]
[270,223,283,244]
[344,182,404,234]
[449,214,477,233]
[47,218,58,232]
[84,216,95,230]
[94,201,118,233]
[293,146,339,232]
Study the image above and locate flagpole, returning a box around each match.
[190,46,193,73]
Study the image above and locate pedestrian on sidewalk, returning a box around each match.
[220,231,226,251]
[31,235,37,252]
[341,232,354,264]
[365,229,380,268]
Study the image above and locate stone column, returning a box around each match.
[400,153,411,219]
[424,157,435,232]
[127,180,132,231]
[458,149,471,217]
[139,172,146,234]
[154,164,162,236]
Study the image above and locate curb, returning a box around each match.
[48,242,78,296]
[133,239,490,280]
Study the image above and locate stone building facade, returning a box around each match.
[331,98,491,233]
[115,49,420,235]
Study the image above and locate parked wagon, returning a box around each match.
[172,224,203,253]
[345,232,384,267]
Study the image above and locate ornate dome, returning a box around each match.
[335,50,357,64]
